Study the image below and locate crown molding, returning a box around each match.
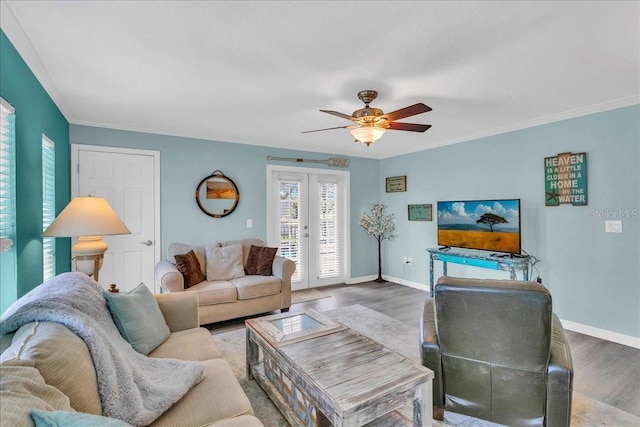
[1,2,71,121]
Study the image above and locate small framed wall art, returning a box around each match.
[386,175,407,192]
[408,204,432,221]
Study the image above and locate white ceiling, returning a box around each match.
[2,1,639,160]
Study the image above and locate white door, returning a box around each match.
[72,145,160,293]
[267,165,350,290]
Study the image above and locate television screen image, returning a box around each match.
[437,199,521,254]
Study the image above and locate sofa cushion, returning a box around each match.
[149,327,224,361]
[1,322,102,415]
[30,409,133,427]
[149,359,254,427]
[245,245,277,276]
[103,284,171,355]
[218,238,264,265]
[231,275,282,300]
[174,250,206,288]
[204,415,265,427]
[0,359,73,427]
[167,243,206,274]
[205,244,245,281]
[257,247,278,276]
[187,281,238,306]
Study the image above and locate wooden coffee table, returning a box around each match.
[246,309,433,427]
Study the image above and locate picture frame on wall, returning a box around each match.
[386,176,407,192]
[408,204,432,221]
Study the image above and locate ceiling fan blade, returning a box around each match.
[319,110,357,121]
[387,122,432,132]
[384,103,432,122]
[301,125,350,134]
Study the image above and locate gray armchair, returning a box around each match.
[420,276,573,426]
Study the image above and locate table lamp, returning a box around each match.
[42,196,131,281]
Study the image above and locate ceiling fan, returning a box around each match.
[302,90,432,147]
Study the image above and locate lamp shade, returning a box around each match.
[42,196,131,237]
[350,126,386,146]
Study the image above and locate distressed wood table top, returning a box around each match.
[246,310,434,426]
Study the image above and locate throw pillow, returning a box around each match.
[174,250,205,288]
[245,245,278,276]
[31,409,133,427]
[166,243,206,271]
[244,244,263,275]
[103,284,170,355]
[205,244,246,281]
[257,246,278,276]
[217,238,265,265]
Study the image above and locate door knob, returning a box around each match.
[140,240,153,246]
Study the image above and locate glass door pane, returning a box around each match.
[279,180,303,283]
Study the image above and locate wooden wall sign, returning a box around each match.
[408,204,432,221]
[544,151,587,206]
[386,176,407,192]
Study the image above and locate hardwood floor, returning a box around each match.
[207,280,640,418]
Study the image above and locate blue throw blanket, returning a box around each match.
[0,272,204,426]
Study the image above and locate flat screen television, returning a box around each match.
[437,199,521,254]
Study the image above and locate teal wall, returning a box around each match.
[0,30,70,312]
[4,24,637,339]
[381,105,639,339]
[72,105,640,340]
[69,125,380,278]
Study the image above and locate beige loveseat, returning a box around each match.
[0,290,263,427]
[155,238,296,325]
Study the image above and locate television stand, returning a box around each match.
[426,247,530,297]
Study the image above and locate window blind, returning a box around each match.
[42,135,55,281]
[278,179,302,282]
[0,97,16,254]
[316,179,340,279]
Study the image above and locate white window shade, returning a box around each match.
[316,179,340,279]
[278,179,302,282]
[42,135,55,281]
[0,98,16,254]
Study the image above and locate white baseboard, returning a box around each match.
[347,275,431,292]
[379,275,640,349]
[560,319,640,349]
[383,275,430,292]
[346,275,378,284]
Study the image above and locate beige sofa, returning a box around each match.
[0,291,263,427]
[155,238,296,325]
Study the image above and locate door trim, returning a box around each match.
[266,164,351,287]
[71,144,161,290]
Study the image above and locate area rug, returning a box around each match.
[212,304,640,427]
[291,288,331,305]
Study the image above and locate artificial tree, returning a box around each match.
[360,203,396,283]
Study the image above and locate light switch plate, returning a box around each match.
[246,219,253,229]
[605,220,622,233]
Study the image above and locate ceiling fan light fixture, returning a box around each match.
[350,126,386,147]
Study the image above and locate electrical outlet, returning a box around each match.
[605,220,622,233]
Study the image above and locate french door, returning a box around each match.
[267,165,350,290]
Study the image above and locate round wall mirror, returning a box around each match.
[195,170,239,218]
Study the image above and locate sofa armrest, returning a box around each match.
[546,313,574,426]
[155,292,200,332]
[420,298,444,409]
[272,256,296,308]
[155,259,185,292]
